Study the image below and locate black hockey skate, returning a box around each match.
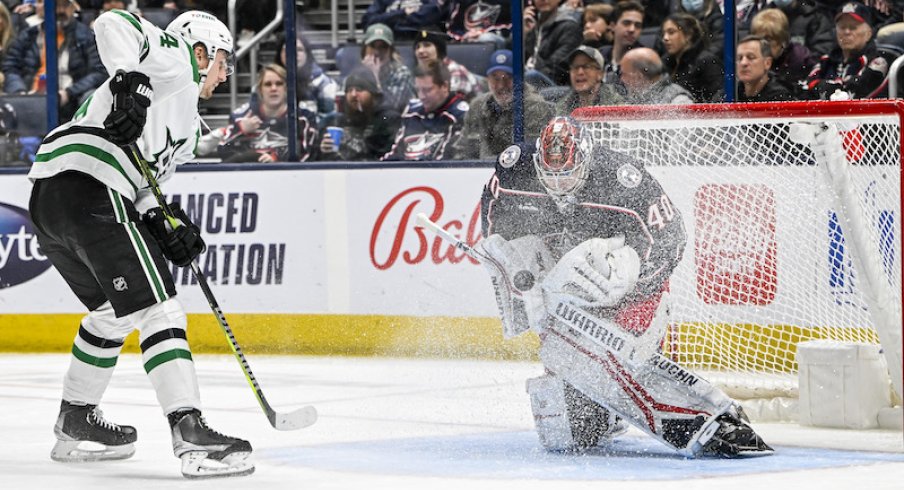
[699,406,773,457]
[51,400,137,462]
[168,409,254,479]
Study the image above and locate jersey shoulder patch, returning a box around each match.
[616,163,642,189]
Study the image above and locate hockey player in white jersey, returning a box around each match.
[478,117,772,457]
[27,10,253,478]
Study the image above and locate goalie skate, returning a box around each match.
[698,406,773,458]
[169,409,254,479]
[50,400,137,462]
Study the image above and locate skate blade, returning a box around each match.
[180,450,255,479]
[51,439,135,462]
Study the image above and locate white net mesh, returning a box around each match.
[575,102,902,399]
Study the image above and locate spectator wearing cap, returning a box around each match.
[806,2,892,99]
[360,23,416,113]
[750,8,817,98]
[316,67,402,161]
[383,60,468,161]
[602,1,645,85]
[770,0,836,57]
[524,0,583,87]
[446,0,511,47]
[454,49,553,160]
[556,46,624,115]
[413,29,487,102]
[620,47,694,104]
[661,12,725,102]
[736,36,793,102]
[361,0,445,39]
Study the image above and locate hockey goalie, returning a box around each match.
[478,117,773,457]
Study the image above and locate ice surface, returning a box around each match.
[1,354,902,489]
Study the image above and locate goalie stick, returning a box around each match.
[127,144,317,431]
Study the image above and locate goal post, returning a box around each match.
[572,100,903,413]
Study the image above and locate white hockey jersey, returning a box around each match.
[28,10,202,213]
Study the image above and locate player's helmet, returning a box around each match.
[534,116,592,195]
[167,11,235,77]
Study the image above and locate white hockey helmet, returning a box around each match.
[167,10,235,77]
[534,116,593,196]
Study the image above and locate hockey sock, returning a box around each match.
[62,323,125,404]
[137,300,201,414]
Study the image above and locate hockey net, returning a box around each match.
[573,101,903,409]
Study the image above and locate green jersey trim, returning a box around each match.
[112,9,143,33]
[35,143,139,193]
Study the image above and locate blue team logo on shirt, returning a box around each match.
[0,202,51,289]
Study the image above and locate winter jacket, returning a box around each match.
[626,79,695,105]
[554,83,625,115]
[454,86,553,160]
[525,6,583,85]
[316,104,402,161]
[361,0,444,37]
[663,40,725,102]
[772,41,817,96]
[805,41,892,99]
[383,93,469,161]
[784,2,836,57]
[737,75,794,102]
[2,20,106,101]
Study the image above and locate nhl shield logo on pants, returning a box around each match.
[112,276,128,291]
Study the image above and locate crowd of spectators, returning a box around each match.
[4,0,904,166]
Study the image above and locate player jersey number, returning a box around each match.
[160,32,179,48]
[647,195,676,231]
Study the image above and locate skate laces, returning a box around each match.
[88,407,123,432]
[197,414,229,438]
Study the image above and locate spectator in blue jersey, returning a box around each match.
[202,64,318,163]
[360,23,416,113]
[273,32,339,118]
[446,0,511,47]
[316,67,402,161]
[805,2,892,100]
[383,60,469,161]
[2,0,106,121]
[361,0,445,40]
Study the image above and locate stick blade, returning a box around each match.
[272,405,318,431]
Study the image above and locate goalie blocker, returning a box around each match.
[475,117,772,457]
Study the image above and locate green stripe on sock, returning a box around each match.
[144,349,193,373]
[71,344,118,368]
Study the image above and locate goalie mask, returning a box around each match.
[534,117,592,196]
[167,11,235,79]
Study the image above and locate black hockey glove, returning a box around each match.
[142,204,205,267]
[104,70,153,146]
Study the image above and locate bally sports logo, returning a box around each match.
[0,202,50,289]
[370,186,481,270]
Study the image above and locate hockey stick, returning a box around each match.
[127,144,317,431]
[415,213,482,261]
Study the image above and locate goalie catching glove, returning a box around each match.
[104,70,153,145]
[542,236,640,308]
[476,234,554,338]
[142,204,205,267]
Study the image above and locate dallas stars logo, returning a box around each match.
[145,127,188,177]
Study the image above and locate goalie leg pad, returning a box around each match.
[540,317,752,453]
[526,374,626,452]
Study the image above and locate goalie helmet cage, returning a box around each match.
[573,100,903,417]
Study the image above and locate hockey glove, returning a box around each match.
[104,70,153,146]
[542,236,641,308]
[475,234,553,338]
[142,204,205,267]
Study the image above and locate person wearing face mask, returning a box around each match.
[677,0,725,57]
[805,2,892,99]
[2,0,107,121]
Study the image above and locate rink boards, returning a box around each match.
[0,163,897,360]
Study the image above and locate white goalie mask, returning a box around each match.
[534,116,593,196]
[167,11,235,79]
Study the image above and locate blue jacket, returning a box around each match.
[383,93,468,161]
[2,20,106,101]
[361,0,444,35]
